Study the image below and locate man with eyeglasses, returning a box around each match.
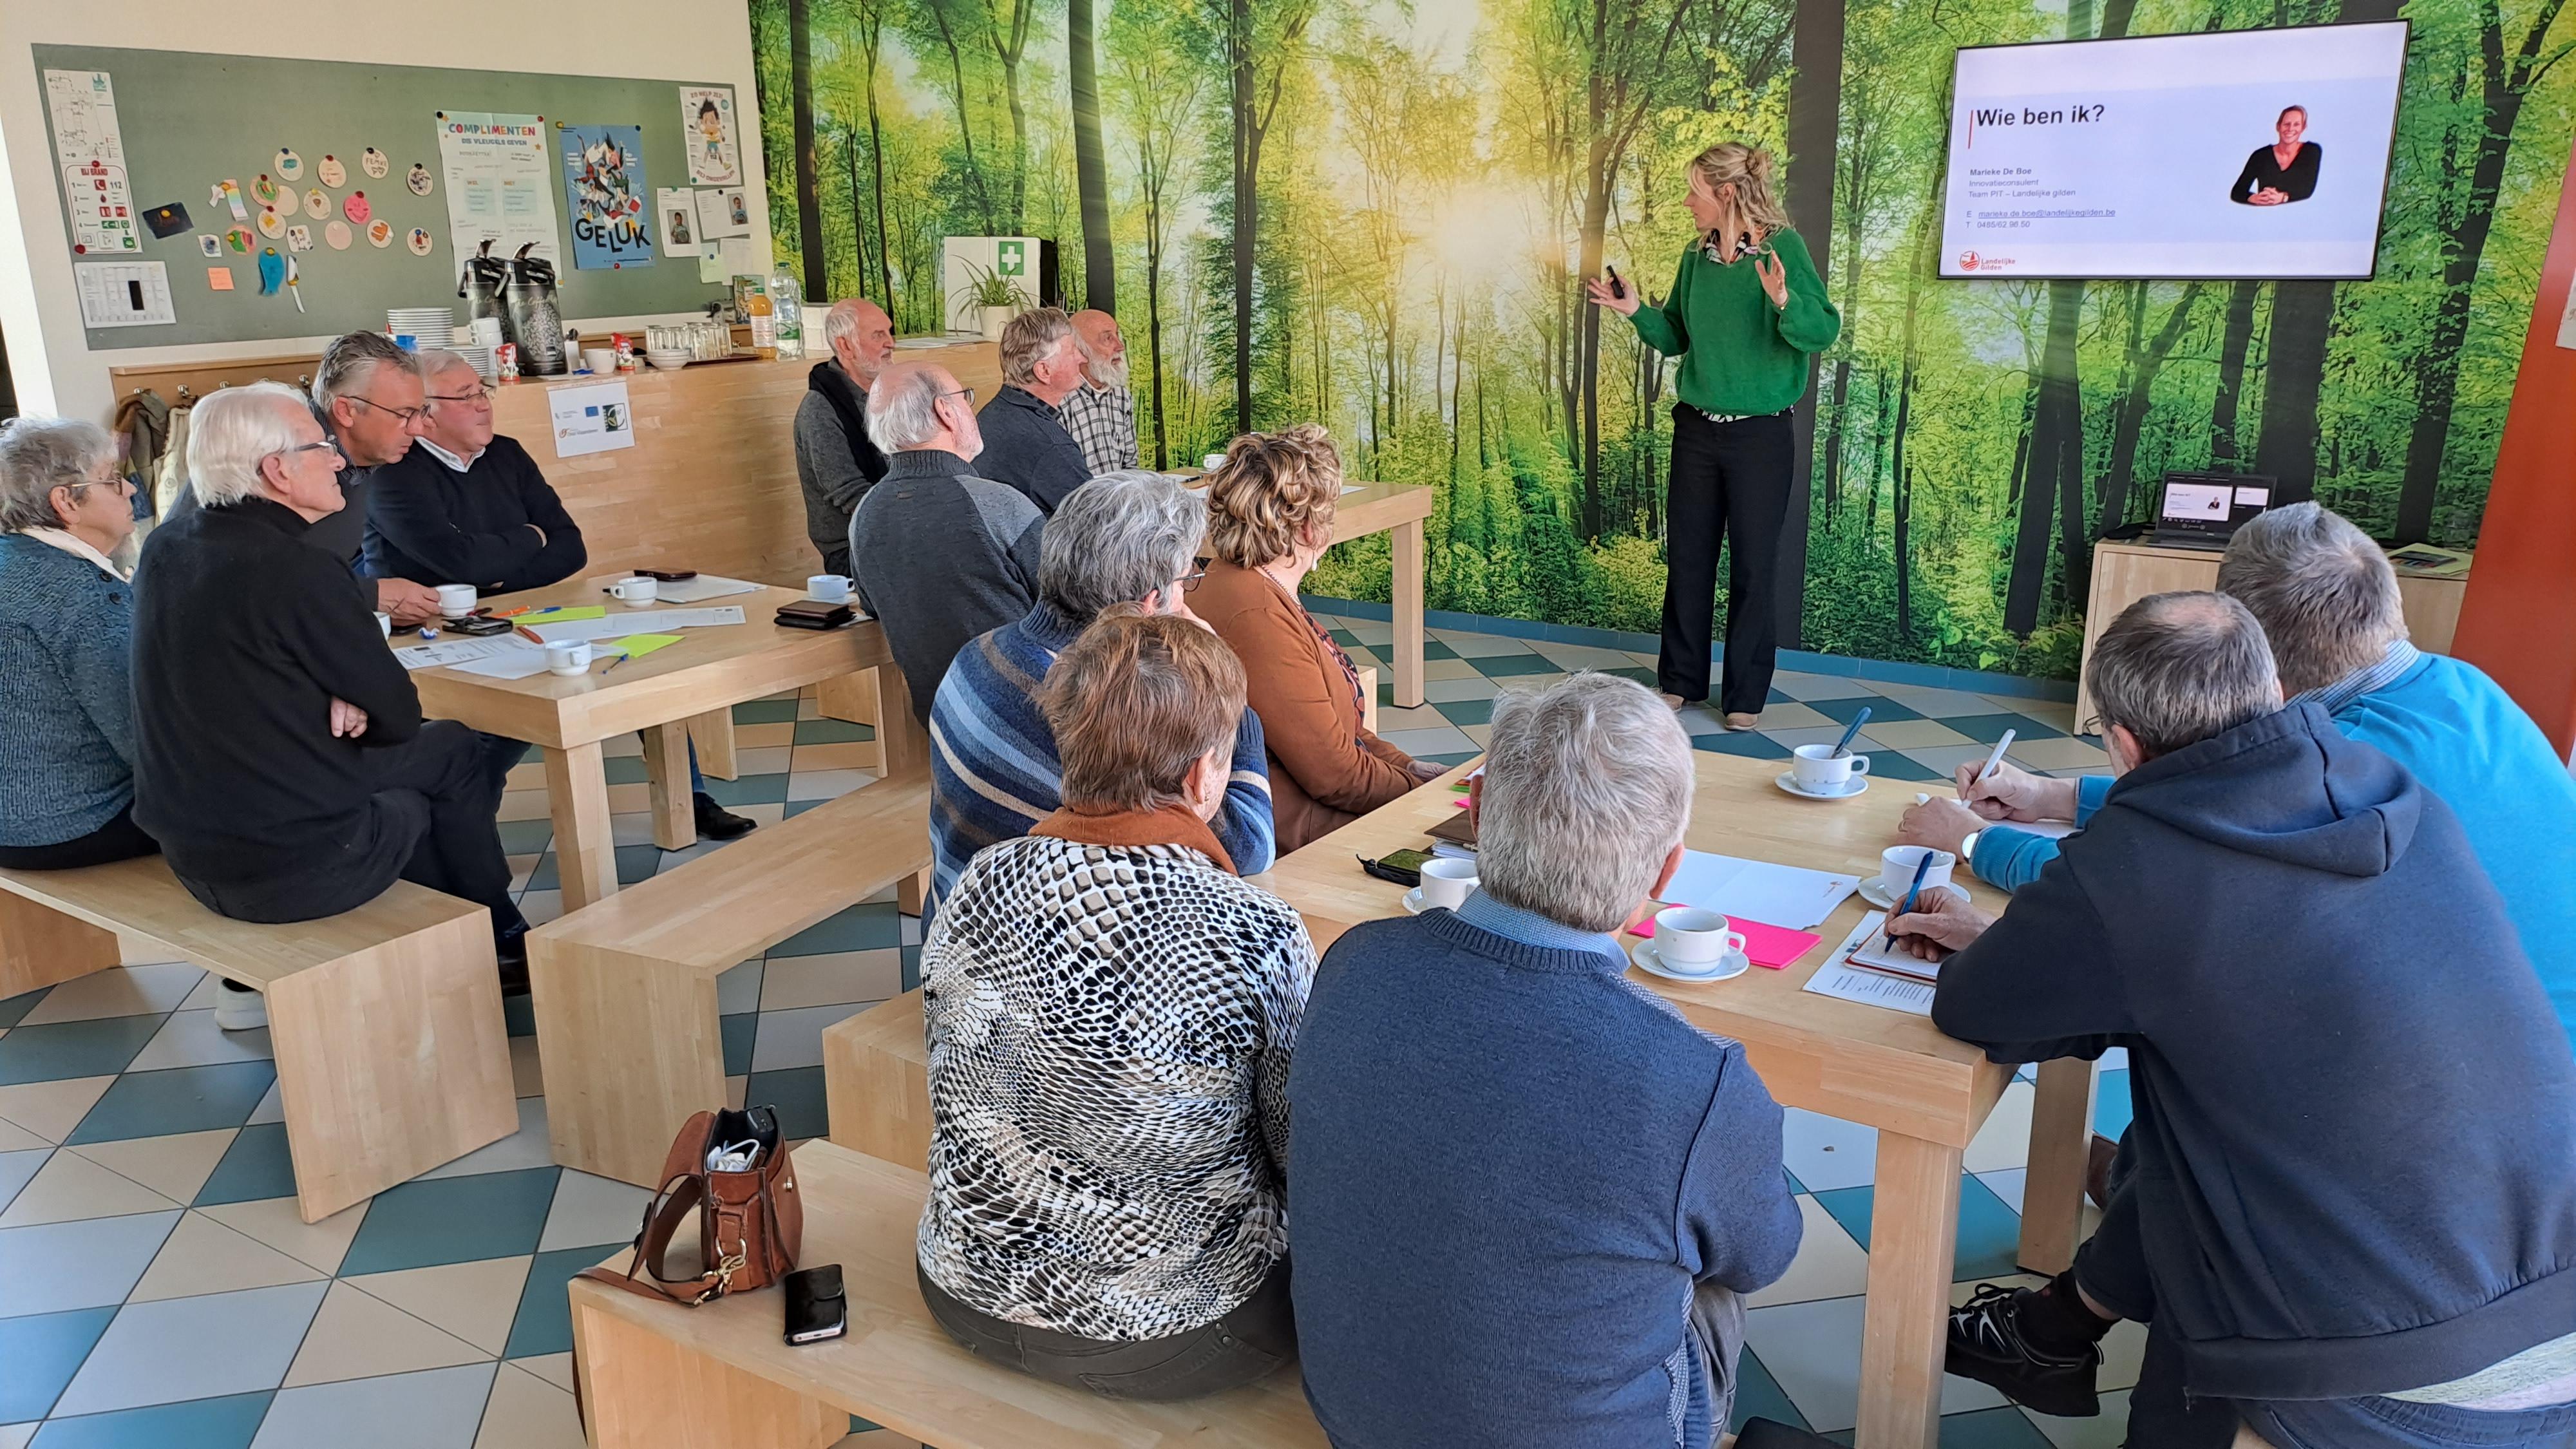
[847,361,1045,727]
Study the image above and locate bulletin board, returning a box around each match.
[31,45,740,350]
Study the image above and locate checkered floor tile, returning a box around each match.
[1,624,2110,1446]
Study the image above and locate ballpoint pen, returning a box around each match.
[1885,848,1935,952]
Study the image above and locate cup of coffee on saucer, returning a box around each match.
[1862,845,1957,909]
[1414,857,1480,913]
[1785,743,1869,797]
[545,639,594,677]
[808,574,853,605]
[435,583,478,619]
[1647,907,1750,980]
[611,576,658,607]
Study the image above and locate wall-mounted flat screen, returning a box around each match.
[1938,21,2409,280]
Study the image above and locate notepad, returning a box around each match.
[1802,913,1937,1016]
[1662,851,1861,931]
[605,632,683,661]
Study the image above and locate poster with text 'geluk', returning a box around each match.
[435,111,557,267]
[560,124,654,269]
[44,70,139,255]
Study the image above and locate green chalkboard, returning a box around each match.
[33,44,735,351]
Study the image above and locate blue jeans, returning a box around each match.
[2244,1393,2576,1448]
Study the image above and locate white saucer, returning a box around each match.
[1857,875,1974,909]
[1775,772,1867,800]
[1629,935,1750,983]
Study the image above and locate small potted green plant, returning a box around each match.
[960,261,1032,340]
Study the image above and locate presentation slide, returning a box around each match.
[1938,21,2409,280]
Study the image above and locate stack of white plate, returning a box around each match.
[453,344,497,381]
[386,307,455,349]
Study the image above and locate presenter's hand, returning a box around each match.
[1753,251,1790,308]
[1582,276,1640,317]
[1889,887,1991,962]
[378,578,442,627]
[2251,187,2287,206]
[1900,797,1985,858]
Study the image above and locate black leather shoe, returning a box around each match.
[694,791,757,842]
[495,929,531,998]
[1947,1283,2102,1417]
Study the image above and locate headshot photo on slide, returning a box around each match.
[2232,104,2322,205]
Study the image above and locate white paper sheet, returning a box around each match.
[649,574,762,604]
[655,185,701,256]
[73,261,173,328]
[392,637,524,671]
[547,379,636,459]
[44,70,140,256]
[1662,851,1861,930]
[1802,913,1937,1016]
[525,605,744,643]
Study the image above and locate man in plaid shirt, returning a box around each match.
[1061,310,1139,475]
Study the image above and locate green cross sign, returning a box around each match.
[997,240,1027,276]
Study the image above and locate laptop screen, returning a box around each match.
[2159,474,2275,535]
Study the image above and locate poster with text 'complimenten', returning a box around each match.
[436,111,558,268]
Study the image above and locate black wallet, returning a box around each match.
[783,1264,847,1345]
[776,600,855,631]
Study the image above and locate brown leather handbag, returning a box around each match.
[580,1106,803,1306]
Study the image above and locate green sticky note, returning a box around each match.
[523,604,607,622]
[609,633,683,660]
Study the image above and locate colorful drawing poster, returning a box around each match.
[560,124,654,270]
[679,86,742,186]
[434,111,558,267]
[44,70,140,256]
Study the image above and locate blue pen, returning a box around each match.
[1886,848,1936,952]
[1830,706,1870,759]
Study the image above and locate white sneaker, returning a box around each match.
[213,981,267,1031]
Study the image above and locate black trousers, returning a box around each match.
[0,805,159,870]
[1661,406,1795,715]
[173,720,528,946]
[919,1259,1296,1401]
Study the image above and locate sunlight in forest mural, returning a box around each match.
[750,0,2570,679]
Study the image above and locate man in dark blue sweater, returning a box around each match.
[1289,672,1801,1449]
[1904,594,2576,1448]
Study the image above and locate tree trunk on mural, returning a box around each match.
[1224,0,1313,433]
[1779,0,1841,650]
[989,0,1036,232]
[1068,0,1114,311]
[2101,283,2203,533]
[790,0,828,305]
[2209,279,2260,467]
[1888,209,1937,647]
[2394,0,2569,540]
[926,0,998,238]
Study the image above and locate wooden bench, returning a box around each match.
[0,857,514,1222]
[528,775,934,1187]
[822,990,930,1170]
[570,1141,1327,1449]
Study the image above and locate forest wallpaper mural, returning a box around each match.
[748,0,2568,678]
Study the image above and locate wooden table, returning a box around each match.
[1254,754,2093,1449]
[1327,483,1434,708]
[400,576,925,911]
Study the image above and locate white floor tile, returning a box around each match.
[15,964,204,1026]
[53,1277,328,1415]
[758,951,904,1011]
[715,960,765,1016]
[1780,1108,1877,1193]
[1746,1195,1870,1309]
[1743,1293,2008,1434]
[538,1171,649,1254]
[252,1360,496,1449]
[748,1003,878,1073]
[1964,1080,2036,1175]
[126,1009,273,1072]
[419,1098,551,1180]
[0,1209,179,1317]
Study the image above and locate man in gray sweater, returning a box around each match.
[849,363,1045,725]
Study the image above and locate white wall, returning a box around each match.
[0,1,773,422]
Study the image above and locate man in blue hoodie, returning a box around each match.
[1902,593,2576,1448]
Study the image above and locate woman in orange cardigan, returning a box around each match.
[1191,428,1443,854]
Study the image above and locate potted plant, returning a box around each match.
[961,261,1032,340]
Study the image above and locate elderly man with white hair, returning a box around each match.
[1289,672,1802,1448]
[793,297,895,576]
[973,306,1094,514]
[1057,308,1139,474]
[131,383,531,1027]
[848,360,1045,725]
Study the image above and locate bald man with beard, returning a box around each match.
[1058,308,1139,475]
[795,298,896,576]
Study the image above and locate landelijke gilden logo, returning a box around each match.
[1959,250,1980,270]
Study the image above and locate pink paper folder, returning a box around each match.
[1627,912,1821,969]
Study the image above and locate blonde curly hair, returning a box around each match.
[1204,426,1344,569]
[1690,142,1792,238]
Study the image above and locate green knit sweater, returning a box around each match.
[1625,229,1840,416]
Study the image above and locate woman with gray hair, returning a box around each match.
[0,417,157,869]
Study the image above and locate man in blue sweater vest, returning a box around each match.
[1908,594,2576,1447]
[1289,673,1801,1449]
[925,471,1273,908]
[1900,502,2576,1051]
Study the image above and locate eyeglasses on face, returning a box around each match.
[267,440,339,465]
[428,386,493,407]
[1179,556,1213,592]
[344,395,428,425]
[937,387,977,408]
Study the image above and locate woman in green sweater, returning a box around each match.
[1588,141,1838,728]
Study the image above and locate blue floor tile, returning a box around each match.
[0,987,47,1030]
[746,1066,829,1140]
[1730,1343,1810,1434]
[1434,697,1495,726]
[66,1061,277,1145]
[0,1016,168,1086]
[506,1241,631,1359]
[504,995,536,1038]
[1935,1406,2056,1447]
[782,799,827,819]
[497,819,553,855]
[721,1012,755,1076]
[339,1166,560,1276]
[732,699,800,724]
[792,718,874,745]
[1943,712,2067,744]
[703,773,790,808]
[0,1306,116,1421]
[1808,695,1923,725]
[1867,753,1947,782]
[1471,654,1560,677]
[28,1390,271,1448]
[615,845,661,886]
[1420,640,1459,661]
[2095,1070,2132,1139]
[1812,1174,2025,1281]
[771,903,902,957]
[193,1123,296,1207]
[900,945,922,994]
[603,756,652,786]
[525,855,559,892]
[1692,732,1794,760]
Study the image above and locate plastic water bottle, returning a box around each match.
[768,271,805,361]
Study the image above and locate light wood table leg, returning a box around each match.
[2019,1057,2099,1275]
[1390,517,1426,708]
[571,1295,844,1449]
[873,665,929,779]
[263,908,514,1221]
[544,743,619,911]
[640,721,696,852]
[531,941,726,1188]
[816,670,877,725]
[0,891,122,999]
[896,867,931,917]
[1856,1132,1963,1449]
[685,710,738,781]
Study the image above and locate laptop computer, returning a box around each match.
[2152,471,2276,551]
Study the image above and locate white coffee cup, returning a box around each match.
[545,639,594,676]
[435,583,477,618]
[808,574,853,605]
[1656,907,1748,968]
[1201,452,1227,470]
[1790,742,1870,793]
[374,611,393,639]
[1876,845,1956,902]
[611,576,658,607]
[582,347,615,375]
[1418,857,1480,911]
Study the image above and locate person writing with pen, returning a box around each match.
[1883,591,2576,1449]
